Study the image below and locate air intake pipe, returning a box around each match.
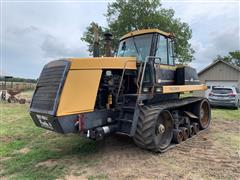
[93,24,99,57]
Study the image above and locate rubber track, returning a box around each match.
[133,97,206,153]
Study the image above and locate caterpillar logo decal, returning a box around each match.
[36,114,53,130]
[170,87,180,91]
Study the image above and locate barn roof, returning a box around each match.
[198,60,240,75]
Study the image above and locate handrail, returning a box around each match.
[115,60,136,104]
[115,56,161,105]
[136,61,143,90]
[138,56,161,98]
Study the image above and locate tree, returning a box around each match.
[214,50,240,67]
[81,22,108,57]
[229,51,240,67]
[82,0,194,64]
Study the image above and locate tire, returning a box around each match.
[19,99,26,104]
[133,107,173,152]
[7,97,18,103]
[233,105,238,110]
[193,99,211,130]
[234,101,239,110]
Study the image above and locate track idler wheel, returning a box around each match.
[179,127,189,141]
[192,122,199,134]
[173,129,183,144]
[193,99,211,130]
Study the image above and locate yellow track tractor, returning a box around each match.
[30,29,211,152]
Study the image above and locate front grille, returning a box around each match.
[30,60,70,115]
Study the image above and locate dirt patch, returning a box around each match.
[64,118,240,179]
[36,159,58,168]
[17,147,30,154]
[0,136,14,143]
[0,157,11,162]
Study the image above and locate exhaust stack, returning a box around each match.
[104,32,113,57]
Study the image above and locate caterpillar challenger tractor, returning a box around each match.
[30,29,211,152]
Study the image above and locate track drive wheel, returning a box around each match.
[193,99,211,130]
[133,108,173,152]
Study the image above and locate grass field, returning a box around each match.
[0,93,239,179]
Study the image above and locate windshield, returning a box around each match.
[117,34,153,61]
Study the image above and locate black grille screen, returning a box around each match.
[30,60,69,115]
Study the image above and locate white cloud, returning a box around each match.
[41,34,88,58]
[2,2,108,78]
[190,26,239,70]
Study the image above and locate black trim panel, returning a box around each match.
[30,59,70,116]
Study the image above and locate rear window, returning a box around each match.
[212,88,233,94]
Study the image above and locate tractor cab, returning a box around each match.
[117,29,176,94]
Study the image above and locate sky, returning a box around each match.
[1,0,239,79]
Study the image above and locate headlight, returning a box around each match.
[143,87,149,92]
[156,87,162,92]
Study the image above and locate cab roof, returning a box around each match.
[120,28,172,41]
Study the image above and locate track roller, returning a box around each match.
[188,125,195,137]
[173,129,183,144]
[192,122,199,134]
[179,127,189,141]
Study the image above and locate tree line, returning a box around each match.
[0,76,37,83]
[213,51,240,67]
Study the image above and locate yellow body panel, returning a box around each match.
[120,29,172,40]
[56,57,137,116]
[57,70,102,116]
[69,57,137,70]
[163,85,207,94]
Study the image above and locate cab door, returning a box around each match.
[154,35,175,85]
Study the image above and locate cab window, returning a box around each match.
[155,35,174,65]
[117,34,153,61]
[155,35,168,64]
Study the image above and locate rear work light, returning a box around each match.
[228,93,236,97]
